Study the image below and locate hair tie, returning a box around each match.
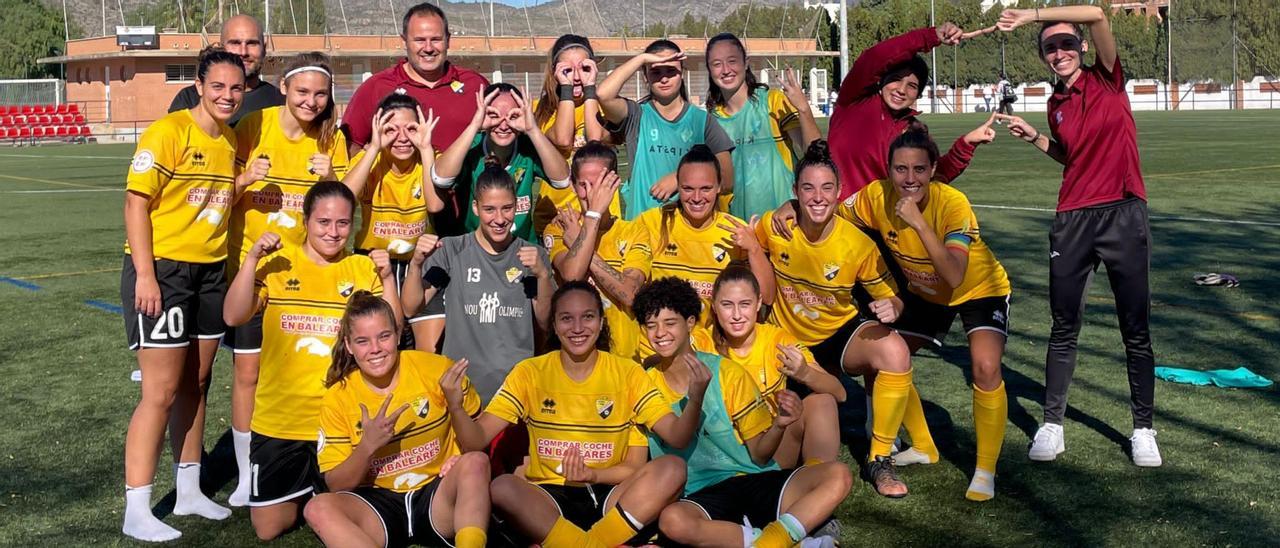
[284,66,332,80]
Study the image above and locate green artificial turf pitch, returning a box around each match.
[0,110,1276,546]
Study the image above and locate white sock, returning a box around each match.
[172,463,232,520]
[228,430,252,507]
[122,484,182,542]
[966,469,996,502]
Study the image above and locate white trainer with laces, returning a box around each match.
[1028,423,1065,461]
[1130,428,1163,467]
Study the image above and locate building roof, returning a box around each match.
[40,33,833,64]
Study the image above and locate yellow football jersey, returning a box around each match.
[755,212,898,346]
[646,355,773,444]
[252,245,384,441]
[532,101,622,236]
[229,107,350,269]
[317,351,481,492]
[124,109,236,263]
[349,150,432,261]
[849,180,1011,306]
[544,216,653,363]
[486,351,673,486]
[717,323,818,411]
[638,207,748,324]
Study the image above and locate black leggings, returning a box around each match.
[1043,198,1155,429]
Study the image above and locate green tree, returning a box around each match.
[0,0,77,79]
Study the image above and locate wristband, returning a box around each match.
[1029,130,1040,143]
[558,84,575,101]
[582,85,598,100]
[584,210,602,220]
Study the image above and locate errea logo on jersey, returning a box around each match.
[285,278,301,291]
[664,243,679,256]
[540,397,557,415]
[191,151,207,167]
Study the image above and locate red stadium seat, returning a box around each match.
[21,105,33,115]
[55,104,69,114]
[56,126,70,137]
[68,103,80,114]
[78,125,91,137]
[18,127,31,138]
[4,128,16,138]
[1,115,11,126]
[0,106,8,115]
[74,114,86,124]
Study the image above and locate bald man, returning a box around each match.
[168,15,283,126]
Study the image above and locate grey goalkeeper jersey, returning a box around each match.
[424,233,551,402]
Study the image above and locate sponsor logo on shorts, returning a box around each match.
[131,150,155,173]
[993,310,1006,325]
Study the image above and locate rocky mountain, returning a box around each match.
[52,0,804,38]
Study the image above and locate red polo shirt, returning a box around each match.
[1047,57,1146,211]
[341,59,489,152]
[828,27,975,200]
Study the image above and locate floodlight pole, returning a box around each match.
[1166,0,1172,110]
[1231,0,1238,110]
[839,0,848,80]
[929,0,937,113]
[265,0,271,37]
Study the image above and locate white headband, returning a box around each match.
[284,66,331,80]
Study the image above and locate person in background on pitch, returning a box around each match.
[223,182,400,540]
[222,51,350,507]
[993,4,1161,468]
[704,32,821,219]
[121,47,245,542]
[169,15,280,126]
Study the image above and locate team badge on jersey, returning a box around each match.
[823,263,840,281]
[131,150,155,173]
[412,184,422,200]
[596,397,614,419]
[506,267,521,283]
[450,81,465,93]
[338,281,354,297]
[712,244,729,263]
[778,251,790,266]
[413,396,430,418]
[617,240,628,256]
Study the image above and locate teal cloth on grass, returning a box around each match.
[1154,366,1274,389]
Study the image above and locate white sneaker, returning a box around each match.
[1028,423,1065,461]
[1130,428,1162,467]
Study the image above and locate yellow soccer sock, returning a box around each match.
[754,520,797,548]
[454,526,487,548]
[870,369,913,459]
[972,382,1008,474]
[543,516,602,548]
[902,385,940,461]
[587,507,639,547]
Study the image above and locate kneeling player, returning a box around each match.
[710,264,845,468]
[445,282,706,547]
[304,292,490,547]
[848,129,1011,501]
[636,277,852,547]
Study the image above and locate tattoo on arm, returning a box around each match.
[589,255,631,301]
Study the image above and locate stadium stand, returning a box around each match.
[1,103,91,144]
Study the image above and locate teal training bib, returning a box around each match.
[623,102,710,220]
[718,88,795,219]
[647,352,779,495]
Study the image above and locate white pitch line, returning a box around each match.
[1,188,122,194]
[0,153,129,160]
[972,203,1280,227]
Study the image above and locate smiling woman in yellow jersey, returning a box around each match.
[447,282,706,547]
[755,140,920,499]
[344,93,446,353]
[848,129,1012,502]
[223,182,400,540]
[221,51,350,508]
[637,145,775,327]
[544,142,652,363]
[120,47,245,543]
[709,264,845,469]
[304,292,490,548]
